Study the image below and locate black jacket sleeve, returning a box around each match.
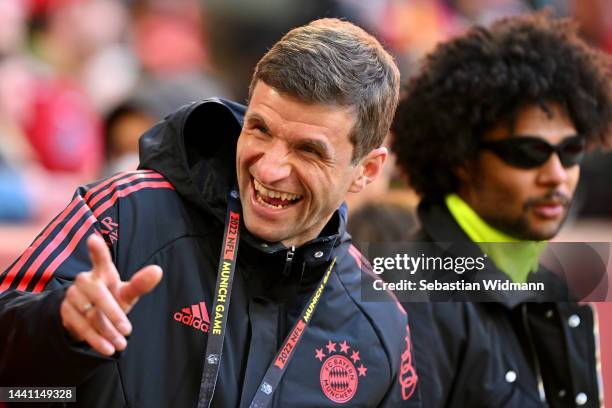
[0,186,118,386]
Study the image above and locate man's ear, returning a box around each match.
[348,147,388,193]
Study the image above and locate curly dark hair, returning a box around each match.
[391,12,612,200]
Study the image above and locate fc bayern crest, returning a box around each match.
[315,340,367,404]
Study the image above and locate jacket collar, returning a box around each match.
[416,200,569,308]
[242,205,344,268]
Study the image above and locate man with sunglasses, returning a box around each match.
[392,13,612,407]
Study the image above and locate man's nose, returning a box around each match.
[537,152,570,186]
[253,143,292,184]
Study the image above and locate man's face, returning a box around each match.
[236,81,378,247]
[459,103,580,240]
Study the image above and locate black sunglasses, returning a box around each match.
[480,135,585,169]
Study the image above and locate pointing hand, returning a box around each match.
[60,234,163,356]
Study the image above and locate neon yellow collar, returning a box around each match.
[445,194,546,283]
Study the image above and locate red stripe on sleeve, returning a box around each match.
[87,172,164,208]
[0,198,81,292]
[2,176,173,294]
[15,205,91,291]
[32,215,98,293]
[92,181,175,218]
[348,244,362,269]
[348,244,406,316]
[0,171,154,292]
[31,181,174,292]
[83,170,153,202]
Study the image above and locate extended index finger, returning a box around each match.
[87,234,120,287]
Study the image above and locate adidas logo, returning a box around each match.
[173,301,210,333]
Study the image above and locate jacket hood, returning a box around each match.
[138,98,350,255]
[139,98,245,224]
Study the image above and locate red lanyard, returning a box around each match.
[197,188,335,408]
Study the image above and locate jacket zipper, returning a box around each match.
[273,245,297,405]
[282,246,296,276]
[521,303,547,403]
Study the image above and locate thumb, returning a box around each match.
[117,265,163,312]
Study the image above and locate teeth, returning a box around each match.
[253,179,302,202]
[257,192,284,209]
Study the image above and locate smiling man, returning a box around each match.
[0,19,419,407]
[237,83,364,247]
[392,13,612,408]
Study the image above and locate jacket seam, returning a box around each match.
[115,360,128,407]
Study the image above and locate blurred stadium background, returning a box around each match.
[0,0,609,403]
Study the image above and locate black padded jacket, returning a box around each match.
[0,99,420,408]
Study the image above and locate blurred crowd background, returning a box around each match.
[1,0,611,243]
[0,0,610,401]
[0,0,611,238]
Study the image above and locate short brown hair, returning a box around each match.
[250,18,400,162]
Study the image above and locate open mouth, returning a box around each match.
[253,178,303,209]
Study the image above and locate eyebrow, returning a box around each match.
[244,112,333,158]
[244,112,269,129]
[296,138,332,158]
